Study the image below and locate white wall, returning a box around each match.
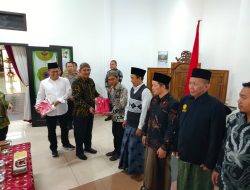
[110,0,155,89]
[1,0,249,105]
[152,0,249,106]
[0,0,107,95]
[154,0,204,67]
[200,0,250,106]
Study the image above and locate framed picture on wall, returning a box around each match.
[158,51,168,66]
[50,45,73,73]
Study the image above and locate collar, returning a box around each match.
[79,76,90,82]
[238,112,250,125]
[113,82,122,90]
[133,83,144,91]
[188,92,209,103]
[159,92,169,100]
[49,77,60,82]
[67,72,78,76]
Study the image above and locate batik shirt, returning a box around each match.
[217,111,250,190]
[142,94,179,151]
[72,77,99,117]
[62,71,78,85]
[110,83,128,122]
[0,91,10,129]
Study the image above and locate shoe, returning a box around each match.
[63,144,75,150]
[68,126,73,130]
[131,174,143,182]
[109,154,119,161]
[52,150,59,158]
[76,154,88,160]
[106,151,115,156]
[85,148,97,154]
[104,116,112,121]
[67,123,74,130]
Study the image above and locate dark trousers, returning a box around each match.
[0,126,8,141]
[112,121,124,155]
[67,100,74,128]
[107,91,113,112]
[73,115,94,155]
[46,113,70,151]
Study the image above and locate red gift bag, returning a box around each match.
[95,97,110,114]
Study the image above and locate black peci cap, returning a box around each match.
[153,72,171,85]
[191,68,211,81]
[131,67,146,78]
[48,62,58,69]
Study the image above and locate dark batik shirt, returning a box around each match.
[177,92,226,169]
[72,77,99,117]
[216,111,250,190]
[142,93,179,151]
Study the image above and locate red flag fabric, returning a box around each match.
[184,20,201,95]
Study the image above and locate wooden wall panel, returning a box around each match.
[147,64,229,103]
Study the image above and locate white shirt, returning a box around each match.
[124,83,152,129]
[36,77,72,116]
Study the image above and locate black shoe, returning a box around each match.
[52,150,59,158]
[85,148,97,154]
[104,116,112,121]
[106,151,115,156]
[63,144,75,150]
[68,125,73,130]
[76,154,88,160]
[109,154,119,161]
[131,174,143,182]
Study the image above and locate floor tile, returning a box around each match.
[7,115,179,190]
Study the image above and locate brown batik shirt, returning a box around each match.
[72,77,99,117]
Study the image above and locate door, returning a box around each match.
[26,46,61,127]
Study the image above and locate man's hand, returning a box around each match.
[211,170,219,187]
[89,107,95,114]
[122,120,127,128]
[200,164,209,171]
[69,96,75,101]
[136,128,142,137]
[142,135,147,146]
[52,100,61,106]
[8,103,13,111]
[157,147,167,159]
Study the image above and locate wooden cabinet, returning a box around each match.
[170,62,200,101]
[208,69,229,103]
[147,64,229,103]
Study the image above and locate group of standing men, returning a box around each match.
[35,59,250,190]
[36,62,99,159]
